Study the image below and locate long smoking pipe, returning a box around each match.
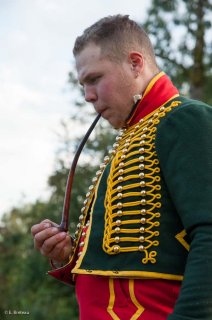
[58,113,101,232]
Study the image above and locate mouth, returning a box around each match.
[97,107,108,117]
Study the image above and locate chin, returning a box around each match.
[106,115,126,129]
[110,121,125,130]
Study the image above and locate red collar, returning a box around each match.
[127,72,179,126]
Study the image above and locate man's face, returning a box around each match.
[75,43,138,128]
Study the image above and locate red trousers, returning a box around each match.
[75,275,181,320]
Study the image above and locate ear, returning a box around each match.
[128,51,144,75]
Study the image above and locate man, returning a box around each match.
[31,15,212,319]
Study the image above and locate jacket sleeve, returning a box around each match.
[155,102,212,320]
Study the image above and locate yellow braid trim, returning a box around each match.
[103,100,181,264]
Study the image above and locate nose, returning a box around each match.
[84,85,97,103]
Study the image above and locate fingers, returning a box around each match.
[39,230,66,255]
[44,235,72,261]
[31,220,57,236]
[34,227,60,249]
[31,220,72,262]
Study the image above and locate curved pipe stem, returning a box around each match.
[59,113,101,231]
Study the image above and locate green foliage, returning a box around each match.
[143,0,212,103]
[0,203,78,320]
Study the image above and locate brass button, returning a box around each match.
[115,236,120,243]
[141,218,146,224]
[116,220,122,226]
[141,209,146,215]
[113,245,120,253]
[140,227,145,233]
[115,227,121,233]
[117,210,123,217]
[117,202,123,209]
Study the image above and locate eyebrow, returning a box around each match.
[79,72,99,86]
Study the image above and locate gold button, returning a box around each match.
[140,227,145,233]
[113,245,120,253]
[140,190,146,196]
[79,215,84,221]
[140,140,145,146]
[141,218,146,224]
[117,210,123,217]
[115,236,120,243]
[79,241,84,247]
[140,181,145,187]
[140,199,146,205]
[117,202,123,209]
[141,209,146,215]
[117,193,123,199]
[104,156,110,162]
[139,164,145,170]
[139,236,145,242]
[139,172,145,178]
[139,245,144,251]
[116,220,122,226]
[115,227,121,233]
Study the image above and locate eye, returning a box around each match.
[89,75,101,84]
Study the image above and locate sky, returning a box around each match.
[0,0,150,218]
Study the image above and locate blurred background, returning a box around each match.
[0,0,211,319]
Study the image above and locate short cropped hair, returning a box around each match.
[73,15,158,67]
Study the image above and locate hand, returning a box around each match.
[31,219,72,263]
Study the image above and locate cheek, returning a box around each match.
[97,80,113,100]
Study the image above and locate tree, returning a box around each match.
[0,202,78,320]
[143,0,212,103]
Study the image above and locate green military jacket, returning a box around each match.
[71,94,212,319]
